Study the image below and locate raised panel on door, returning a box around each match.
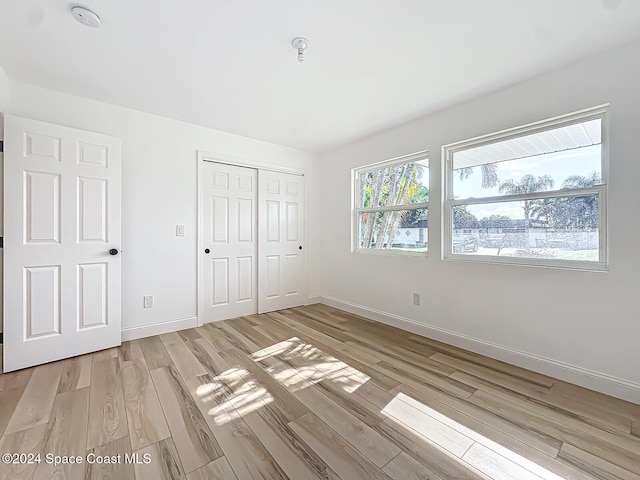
[237,256,253,302]
[78,177,108,243]
[4,115,122,372]
[24,171,61,244]
[78,263,108,328]
[266,255,281,298]
[25,266,61,338]
[258,171,305,313]
[201,161,257,322]
[211,257,230,306]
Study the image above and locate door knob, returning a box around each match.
[109,248,119,256]
[298,245,303,250]
[205,249,210,254]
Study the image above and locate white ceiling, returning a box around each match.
[1,1,640,152]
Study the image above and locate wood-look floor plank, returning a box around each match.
[258,336,386,427]
[469,389,640,476]
[0,368,34,392]
[466,382,640,455]
[632,421,639,439]
[558,442,640,480]
[183,342,310,480]
[4,361,63,435]
[120,339,144,363]
[388,383,563,458]
[195,324,236,352]
[86,357,128,450]
[57,354,92,393]
[186,457,238,480]
[382,452,445,480]
[291,380,401,467]
[255,323,400,389]
[548,382,640,422]
[382,391,475,458]
[375,419,491,480]
[34,388,89,480]
[373,360,476,400]
[0,424,47,480]
[243,409,340,480]
[160,332,207,380]
[462,442,543,480]
[151,366,222,474]
[0,384,28,438]
[290,412,392,480]
[344,339,450,373]
[139,336,173,370]
[353,379,394,410]
[543,383,637,434]
[133,437,186,480]
[432,352,552,398]
[121,358,171,451]
[85,435,135,480]
[93,347,119,362]
[185,374,289,480]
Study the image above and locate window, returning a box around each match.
[353,152,429,255]
[443,106,608,270]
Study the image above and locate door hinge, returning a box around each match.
[0,237,3,248]
[0,140,3,152]
[0,332,3,345]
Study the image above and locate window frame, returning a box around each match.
[352,151,430,256]
[442,105,609,271]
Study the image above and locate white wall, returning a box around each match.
[317,38,640,403]
[3,82,318,336]
[0,66,8,111]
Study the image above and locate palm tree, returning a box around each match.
[498,174,555,225]
[498,174,554,248]
[457,163,499,188]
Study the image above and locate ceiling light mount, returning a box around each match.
[291,37,310,63]
[71,6,101,28]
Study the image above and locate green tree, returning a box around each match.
[452,205,479,229]
[498,174,554,226]
[359,163,427,249]
[533,172,600,229]
[478,214,512,229]
[457,163,499,188]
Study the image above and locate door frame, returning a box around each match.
[196,150,308,327]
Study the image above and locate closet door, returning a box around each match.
[258,170,306,313]
[201,162,257,322]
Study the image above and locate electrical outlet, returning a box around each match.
[144,295,153,308]
[176,225,185,236]
[412,293,421,306]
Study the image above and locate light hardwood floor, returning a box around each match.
[1,304,639,480]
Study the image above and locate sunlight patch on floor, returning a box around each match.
[251,337,369,393]
[382,392,566,480]
[195,367,273,425]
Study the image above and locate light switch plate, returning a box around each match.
[144,295,153,308]
[176,225,185,236]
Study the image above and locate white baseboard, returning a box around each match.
[307,293,323,304]
[122,316,198,341]
[319,295,640,404]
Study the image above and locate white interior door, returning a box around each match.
[4,115,121,372]
[202,161,257,323]
[258,170,306,313]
